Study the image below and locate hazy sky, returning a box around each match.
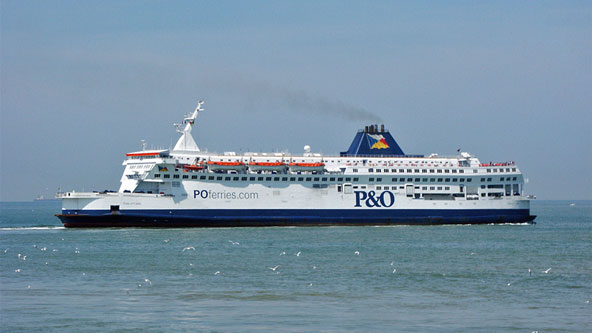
[1,1,591,201]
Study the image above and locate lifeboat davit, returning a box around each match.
[248,161,288,172]
[289,162,325,172]
[207,161,247,172]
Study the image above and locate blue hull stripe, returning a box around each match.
[57,208,535,227]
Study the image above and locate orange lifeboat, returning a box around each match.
[183,164,205,171]
[207,161,247,171]
[249,161,288,172]
[289,162,325,172]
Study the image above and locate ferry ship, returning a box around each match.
[56,101,536,227]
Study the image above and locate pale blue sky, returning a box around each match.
[1,1,591,200]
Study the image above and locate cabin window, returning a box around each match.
[437,170,442,173]
[377,178,382,182]
[313,177,320,181]
[273,177,279,181]
[290,177,296,181]
[258,177,263,181]
[422,178,428,182]
[266,177,272,181]
[369,168,374,172]
[282,177,288,181]
[208,176,214,180]
[452,169,457,173]
[467,178,472,182]
[376,169,381,173]
[242,177,247,181]
[298,177,303,181]
[437,178,443,182]
[306,177,312,181]
[369,178,375,182]
[481,178,486,182]
[422,169,427,173]
[422,186,427,190]
[512,177,517,181]
[329,177,335,181]
[173,174,180,179]
[164,174,170,179]
[338,177,344,181]
[459,170,464,173]
[233,177,239,181]
[250,177,256,181]
[182,175,189,179]
[445,178,450,182]
[155,174,161,178]
[415,178,420,182]
[429,169,435,173]
[346,177,352,181]
[322,177,327,181]
[192,175,198,180]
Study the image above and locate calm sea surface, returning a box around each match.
[1,200,590,332]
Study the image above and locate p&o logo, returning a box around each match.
[354,191,395,208]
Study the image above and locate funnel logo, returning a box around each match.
[368,134,390,149]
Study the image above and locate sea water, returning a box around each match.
[1,201,590,332]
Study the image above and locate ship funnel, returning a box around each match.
[341,124,406,157]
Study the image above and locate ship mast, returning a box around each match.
[173,100,204,152]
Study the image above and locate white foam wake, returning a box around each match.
[0,226,66,231]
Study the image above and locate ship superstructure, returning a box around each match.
[57,101,535,227]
